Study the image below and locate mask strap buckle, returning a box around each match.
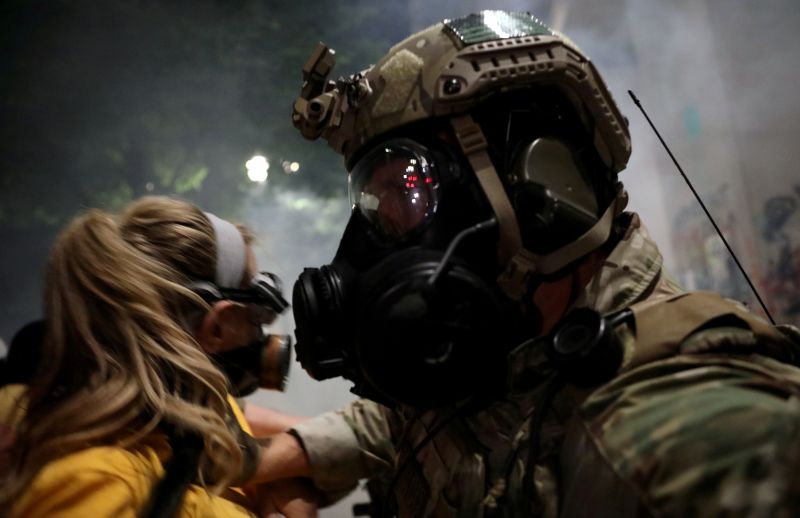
[497,249,540,300]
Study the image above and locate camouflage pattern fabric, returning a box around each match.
[560,352,800,517]
[291,213,800,516]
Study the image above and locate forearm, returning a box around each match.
[245,404,308,437]
[251,431,312,484]
[249,400,398,497]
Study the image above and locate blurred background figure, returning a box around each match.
[2,1,799,515]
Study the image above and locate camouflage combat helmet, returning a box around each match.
[293,11,631,299]
[293,10,630,172]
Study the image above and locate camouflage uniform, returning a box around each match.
[293,214,800,516]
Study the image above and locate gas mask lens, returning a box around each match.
[349,140,439,240]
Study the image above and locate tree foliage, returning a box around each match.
[0,0,411,226]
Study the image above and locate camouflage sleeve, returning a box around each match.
[559,353,800,517]
[291,398,398,497]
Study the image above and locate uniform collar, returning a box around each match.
[572,212,666,315]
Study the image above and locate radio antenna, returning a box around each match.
[627,90,775,325]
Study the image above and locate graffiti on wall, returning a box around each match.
[760,185,800,322]
[671,184,800,324]
[671,186,751,301]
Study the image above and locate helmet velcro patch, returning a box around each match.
[444,11,552,47]
[372,49,424,117]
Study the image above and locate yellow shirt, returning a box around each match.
[0,383,25,429]
[2,386,258,518]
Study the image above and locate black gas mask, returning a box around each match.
[293,137,530,407]
[191,271,292,397]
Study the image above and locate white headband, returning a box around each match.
[204,212,246,288]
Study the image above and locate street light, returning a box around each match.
[282,160,301,174]
[246,155,269,183]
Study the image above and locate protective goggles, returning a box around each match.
[190,271,289,323]
[349,139,440,241]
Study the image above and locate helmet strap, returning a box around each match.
[500,193,627,300]
[450,114,522,266]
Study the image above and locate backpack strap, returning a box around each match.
[139,431,203,518]
[139,401,261,518]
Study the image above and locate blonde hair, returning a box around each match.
[1,196,252,504]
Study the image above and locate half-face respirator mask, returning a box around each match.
[293,137,528,407]
[191,271,291,396]
[195,213,292,397]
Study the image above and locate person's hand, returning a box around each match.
[253,478,319,518]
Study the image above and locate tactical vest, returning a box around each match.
[390,291,800,517]
[615,291,797,373]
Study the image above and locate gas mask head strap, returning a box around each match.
[450,114,626,301]
[451,114,523,266]
[204,212,247,289]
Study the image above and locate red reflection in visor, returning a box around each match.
[359,157,433,239]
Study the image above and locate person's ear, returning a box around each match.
[196,300,256,354]
[196,300,236,354]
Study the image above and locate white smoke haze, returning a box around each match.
[238,2,799,515]
[243,187,352,416]
[241,188,372,514]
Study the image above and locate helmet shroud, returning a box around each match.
[293,10,630,174]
